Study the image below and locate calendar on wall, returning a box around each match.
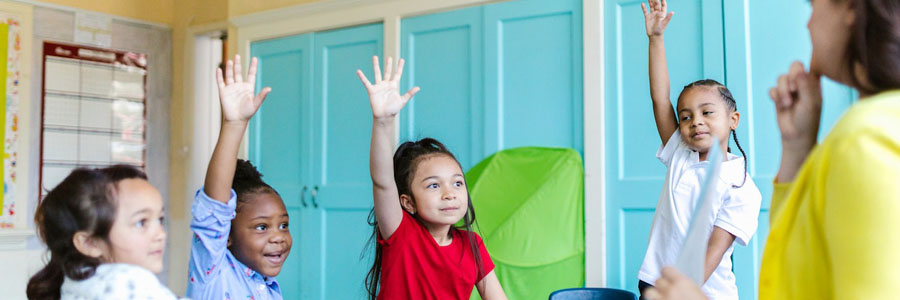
[39,42,147,200]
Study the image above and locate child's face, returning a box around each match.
[676,87,738,154]
[403,154,469,227]
[229,192,292,278]
[106,178,167,273]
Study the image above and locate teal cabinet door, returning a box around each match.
[604,0,724,294]
[251,23,383,300]
[724,1,855,299]
[250,33,314,300]
[401,6,484,169]
[309,23,383,300]
[605,0,855,298]
[484,0,584,155]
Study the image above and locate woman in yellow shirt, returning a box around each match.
[645,0,900,299]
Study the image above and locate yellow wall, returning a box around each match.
[39,0,175,25]
[228,0,323,18]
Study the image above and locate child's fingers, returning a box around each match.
[393,58,405,82]
[664,11,674,24]
[384,56,394,82]
[234,55,243,83]
[372,56,383,83]
[641,3,649,16]
[356,69,373,88]
[401,86,420,102]
[215,68,226,90]
[660,0,668,12]
[643,288,662,300]
[225,60,235,85]
[255,87,272,106]
[247,57,259,86]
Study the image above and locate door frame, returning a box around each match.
[233,0,607,286]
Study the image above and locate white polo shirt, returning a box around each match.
[638,131,762,300]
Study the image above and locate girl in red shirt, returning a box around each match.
[356,56,509,300]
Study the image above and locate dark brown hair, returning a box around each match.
[364,138,484,300]
[27,165,147,300]
[840,0,900,94]
[232,159,279,212]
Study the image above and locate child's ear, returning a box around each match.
[72,231,106,259]
[730,111,740,130]
[399,194,416,214]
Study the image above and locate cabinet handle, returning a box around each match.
[311,186,319,208]
[300,185,309,208]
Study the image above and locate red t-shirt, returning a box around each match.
[377,212,495,300]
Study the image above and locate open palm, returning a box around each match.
[216,55,271,124]
[356,56,420,119]
[642,0,674,37]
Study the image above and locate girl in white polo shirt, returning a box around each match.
[637,1,762,299]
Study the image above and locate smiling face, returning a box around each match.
[401,154,469,227]
[228,192,292,277]
[105,178,167,273]
[676,86,739,156]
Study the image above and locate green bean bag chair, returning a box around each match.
[466,147,585,299]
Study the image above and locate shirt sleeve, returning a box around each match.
[657,131,683,166]
[824,129,900,299]
[475,234,496,282]
[189,187,237,283]
[377,211,413,246]
[713,183,762,246]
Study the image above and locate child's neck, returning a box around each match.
[422,221,453,246]
[698,145,729,162]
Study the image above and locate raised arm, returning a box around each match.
[642,0,678,145]
[357,56,420,239]
[204,55,271,203]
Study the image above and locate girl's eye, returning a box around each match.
[158,216,166,225]
[280,223,289,230]
[136,219,147,228]
[703,111,713,115]
[681,116,690,121]
[255,224,268,231]
[427,183,439,189]
[454,181,464,187]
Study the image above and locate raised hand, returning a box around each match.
[216,55,272,125]
[642,0,674,37]
[356,56,420,120]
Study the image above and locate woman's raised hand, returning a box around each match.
[356,56,420,120]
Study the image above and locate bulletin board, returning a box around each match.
[39,41,147,200]
[0,12,23,227]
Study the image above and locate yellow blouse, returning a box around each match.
[759,90,900,299]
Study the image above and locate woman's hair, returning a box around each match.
[840,0,900,94]
[27,165,148,300]
[680,79,749,188]
[364,138,483,300]
[232,159,278,212]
